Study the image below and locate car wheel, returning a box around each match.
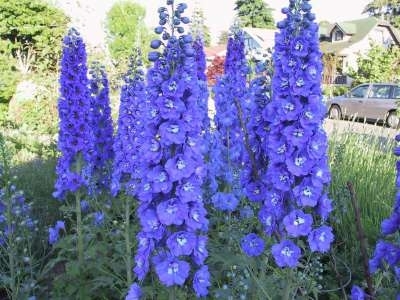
[328,105,341,120]
[386,111,399,129]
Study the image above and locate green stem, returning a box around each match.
[1,138,17,299]
[125,196,132,286]
[6,189,17,299]
[74,156,84,299]
[282,269,293,300]
[169,286,177,300]
[75,190,83,266]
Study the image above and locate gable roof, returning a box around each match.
[319,17,400,54]
[242,27,277,49]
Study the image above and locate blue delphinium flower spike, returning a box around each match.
[265,0,333,267]
[53,28,92,200]
[132,1,209,296]
[87,63,114,195]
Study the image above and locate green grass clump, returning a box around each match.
[328,126,397,279]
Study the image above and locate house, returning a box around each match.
[204,27,277,65]
[319,17,400,85]
[242,27,277,61]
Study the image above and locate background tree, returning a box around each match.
[106,1,153,66]
[347,44,400,86]
[0,0,69,72]
[190,5,211,47]
[217,31,229,45]
[234,0,275,28]
[363,0,400,28]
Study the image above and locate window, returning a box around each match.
[350,85,369,98]
[368,85,391,99]
[334,30,343,41]
[393,86,400,99]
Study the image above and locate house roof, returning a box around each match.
[319,17,400,54]
[242,27,277,49]
[204,44,226,60]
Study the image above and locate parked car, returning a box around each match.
[326,83,400,128]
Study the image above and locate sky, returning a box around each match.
[55,0,372,47]
[137,0,371,44]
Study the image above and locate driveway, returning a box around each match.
[323,119,398,140]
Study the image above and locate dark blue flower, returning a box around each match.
[112,48,146,197]
[241,233,265,257]
[165,154,196,182]
[87,63,114,194]
[54,28,92,199]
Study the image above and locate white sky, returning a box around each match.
[138,0,371,44]
[57,0,371,47]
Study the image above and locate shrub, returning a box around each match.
[0,41,18,104]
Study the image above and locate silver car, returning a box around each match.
[326,83,399,128]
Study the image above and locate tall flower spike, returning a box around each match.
[193,36,210,136]
[112,48,146,197]
[53,28,92,200]
[132,1,210,297]
[87,62,114,195]
[209,27,249,212]
[264,0,333,267]
[369,134,400,297]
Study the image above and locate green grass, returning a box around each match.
[328,126,397,279]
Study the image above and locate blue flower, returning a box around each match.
[134,1,208,293]
[186,202,208,231]
[308,225,334,253]
[381,212,400,235]
[126,283,142,300]
[193,235,208,265]
[87,63,114,193]
[157,198,188,226]
[350,285,365,300]
[293,178,322,207]
[271,240,301,268]
[193,265,211,297]
[283,210,313,237]
[166,231,196,256]
[139,208,165,240]
[155,255,190,287]
[147,166,172,194]
[211,192,239,211]
[209,26,248,216]
[159,121,187,145]
[112,48,146,197]
[54,28,92,199]
[241,233,265,257]
[258,207,277,236]
[165,154,196,181]
[48,220,65,245]
[369,133,400,283]
[93,211,104,226]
